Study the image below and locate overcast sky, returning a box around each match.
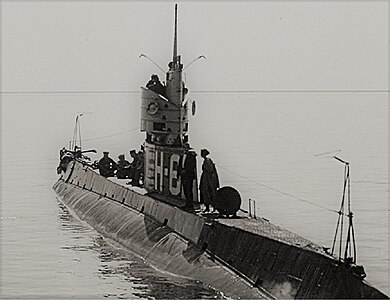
[2,2,388,93]
[2,2,389,162]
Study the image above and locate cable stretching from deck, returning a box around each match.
[216,163,342,216]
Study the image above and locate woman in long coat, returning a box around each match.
[199,149,220,212]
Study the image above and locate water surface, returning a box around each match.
[2,94,388,297]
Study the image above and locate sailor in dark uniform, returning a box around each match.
[127,149,141,186]
[199,149,220,212]
[116,154,131,179]
[179,147,197,211]
[146,74,165,96]
[136,149,145,186]
[98,151,117,177]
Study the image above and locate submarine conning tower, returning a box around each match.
[140,4,197,204]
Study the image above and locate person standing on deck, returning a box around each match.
[179,145,197,211]
[127,149,141,186]
[136,148,145,186]
[116,154,131,179]
[98,151,117,177]
[199,149,220,212]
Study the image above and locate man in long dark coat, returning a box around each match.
[199,149,220,212]
[179,149,197,211]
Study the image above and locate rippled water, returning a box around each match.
[1,158,221,299]
[2,95,389,298]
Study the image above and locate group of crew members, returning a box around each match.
[97,146,219,213]
[97,148,144,187]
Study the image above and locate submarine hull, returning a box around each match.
[53,160,388,299]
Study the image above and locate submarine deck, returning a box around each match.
[108,176,326,256]
[217,217,322,252]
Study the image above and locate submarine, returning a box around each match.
[53,5,389,299]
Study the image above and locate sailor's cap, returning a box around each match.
[201,149,210,156]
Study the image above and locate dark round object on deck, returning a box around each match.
[214,186,242,216]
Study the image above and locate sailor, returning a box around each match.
[136,148,145,186]
[98,151,117,177]
[116,154,131,179]
[179,144,197,211]
[146,74,157,88]
[127,149,140,186]
[146,74,165,96]
[74,146,82,159]
[199,149,220,212]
